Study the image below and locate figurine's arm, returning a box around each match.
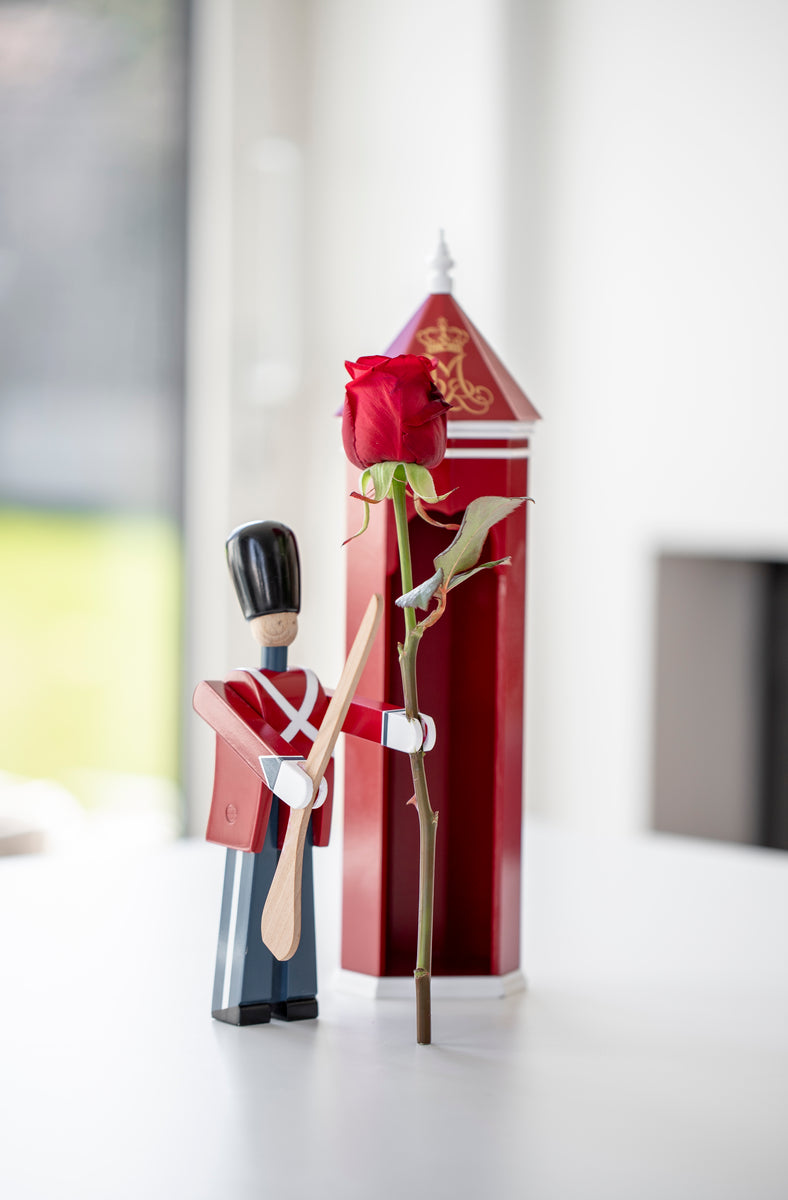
[193,681,326,810]
[336,694,436,754]
[193,680,290,772]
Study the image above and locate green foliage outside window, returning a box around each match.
[0,508,181,814]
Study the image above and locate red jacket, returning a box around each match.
[194,667,399,853]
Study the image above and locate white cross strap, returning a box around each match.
[242,667,321,743]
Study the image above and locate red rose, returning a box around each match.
[343,354,450,470]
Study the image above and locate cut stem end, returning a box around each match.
[415,970,432,1045]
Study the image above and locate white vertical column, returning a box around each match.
[183,0,235,834]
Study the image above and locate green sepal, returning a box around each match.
[403,463,457,506]
[404,463,439,502]
[363,460,451,506]
[343,496,371,545]
[369,461,400,501]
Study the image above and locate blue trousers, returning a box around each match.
[212,799,318,1015]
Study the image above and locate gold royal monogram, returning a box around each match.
[415,316,494,416]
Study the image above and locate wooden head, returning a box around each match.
[249,611,298,648]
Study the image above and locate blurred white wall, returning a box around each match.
[515,0,788,834]
[185,0,509,831]
[186,0,788,837]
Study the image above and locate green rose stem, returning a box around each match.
[391,469,437,1045]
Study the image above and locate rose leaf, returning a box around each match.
[446,557,512,592]
[433,496,526,585]
[395,568,444,610]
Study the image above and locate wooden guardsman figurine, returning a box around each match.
[194,519,434,1024]
[341,236,541,995]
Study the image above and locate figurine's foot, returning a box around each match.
[212,1002,272,1026]
[272,997,318,1022]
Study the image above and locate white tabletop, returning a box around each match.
[1,819,787,1200]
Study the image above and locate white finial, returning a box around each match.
[426,229,454,294]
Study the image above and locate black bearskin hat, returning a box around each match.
[225,520,301,620]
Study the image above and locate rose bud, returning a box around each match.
[343,354,450,471]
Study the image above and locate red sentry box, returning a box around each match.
[341,290,540,981]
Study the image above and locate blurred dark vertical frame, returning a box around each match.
[759,563,788,850]
[653,553,788,852]
[0,0,191,829]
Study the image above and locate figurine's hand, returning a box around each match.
[262,757,328,811]
[381,710,437,754]
[420,714,436,752]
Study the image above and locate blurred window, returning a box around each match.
[0,0,189,851]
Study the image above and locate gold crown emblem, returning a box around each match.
[415,316,469,356]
